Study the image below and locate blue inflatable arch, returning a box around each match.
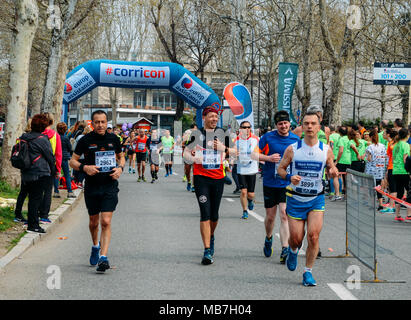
[62,59,222,128]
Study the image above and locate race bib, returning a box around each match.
[202,149,221,170]
[138,142,146,151]
[95,151,116,172]
[295,173,320,195]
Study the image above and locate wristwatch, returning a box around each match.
[118,165,124,171]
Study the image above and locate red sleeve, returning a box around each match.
[55,133,62,172]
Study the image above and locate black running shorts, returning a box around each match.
[263,186,286,208]
[237,174,257,192]
[136,152,147,163]
[194,175,224,222]
[84,181,119,216]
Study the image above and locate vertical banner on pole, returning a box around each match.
[277,62,299,126]
[223,82,254,130]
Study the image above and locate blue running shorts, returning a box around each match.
[285,194,325,220]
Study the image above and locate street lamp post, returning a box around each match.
[353,50,358,125]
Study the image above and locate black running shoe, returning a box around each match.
[27,226,46,234]
[317,249,322,259]
[201,248,213,265]
[96,256,110,273]
[280,247,289,264]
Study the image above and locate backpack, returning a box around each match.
[10,136,39,169]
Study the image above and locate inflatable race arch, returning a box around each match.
[62,60,223,128]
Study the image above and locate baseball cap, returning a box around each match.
[307,105,323,114]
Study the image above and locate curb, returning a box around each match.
[0,188,83,273]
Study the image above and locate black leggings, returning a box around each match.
[394,174,410,200]
[194,175,224,222]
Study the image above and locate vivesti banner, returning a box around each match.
[172,73,211,106]
[100,63,170,86]
[223,82,254,130]
[277,62,299,126]
[63,68,96,103]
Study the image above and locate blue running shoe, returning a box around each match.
[191,186,195,193]
[96,256,110,273]
[263,236,273,257]
[170,168,173,175]
[40,218,51,224]
[280,247,289,264]
[303,272,317,286]
[248,199,254,211]
[90,243,100,266]
[210,235,215,256]
[187,183,192,192]
[201,248,213,265]
[241,210,248,219]
[165,173,169,177]
[286,248,298,271]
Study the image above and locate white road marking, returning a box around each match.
[225,198,234,202]
[248,210,264,222]
[327,283,359,300]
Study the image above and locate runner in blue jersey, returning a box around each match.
[277,111,338,286]
[257,111,300,264]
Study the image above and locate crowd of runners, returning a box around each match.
[13,106,411,284]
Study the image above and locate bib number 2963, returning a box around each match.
[95,151,116,172]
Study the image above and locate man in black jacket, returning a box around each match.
[19,114,56,233]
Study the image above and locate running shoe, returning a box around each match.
[248,199,254,211]
[280,247,289,264]
[96,256,110,273]
[405,216,411,221]
[90,243,100,266]
[187,183,191,192]
[133,169,136,174]
[170,168,173,175]
[67,192,76,198]
[155,172,159,180]
[191,186,195,192]
[137,177,142,182]
[27,226,46,234]
[263,236,273,257]
[210,235,215,257]
[165,173,169,177]
[151,179,155,184]
[286,248,298,271]
[302,272,317,287]
[380,207,395,213]
[128,168,131,174]
[395,216,404,222]
[317,249,322,259]
[201,248,213,265]
[183,175,187,182]
[382,203,390,207]
[40,218,51,224]
[327,192,335,198]
[241,210,248,219]
[53,193,61,198]
[142,176,147,182]
[14,217,27,223]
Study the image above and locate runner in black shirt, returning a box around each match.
[70,110,125,273]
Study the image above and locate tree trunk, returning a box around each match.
[326,63,346,126]
[52,45,69,125]
[175,98,184,120]
[40,0,78,114]
[0,0,38,188]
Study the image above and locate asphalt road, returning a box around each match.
[0,163,410,301]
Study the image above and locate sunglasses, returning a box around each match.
[241,126,251,129]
